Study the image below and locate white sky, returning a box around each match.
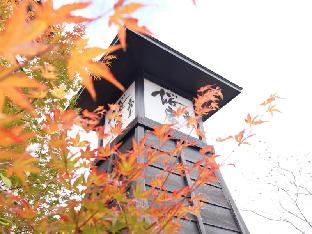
[55,0,312,233]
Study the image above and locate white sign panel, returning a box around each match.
[144,79,198,138]
[103,82,135,144]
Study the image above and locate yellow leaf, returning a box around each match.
[51,83,67,99]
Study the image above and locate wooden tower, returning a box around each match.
[77,30,249,234]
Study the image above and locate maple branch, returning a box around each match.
[241,209,306,234]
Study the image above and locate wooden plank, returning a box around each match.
[145,185,196,222]
[145,132,176,152]
[196,184,230,209]
[139,117,207,148]
[145,166,229,209]
[145,166,186,191]
[182,146,204,162]
[204,224,241,234]
[180,219,200,234]
[144,137,220,187]
[148,153,179,170]
[185,160,221,188]
[200,203,240,232]
[118,130,134,152]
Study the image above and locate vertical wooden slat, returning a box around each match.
[134,72,150,214]
[135,72,145,118]
[180,149,207,234]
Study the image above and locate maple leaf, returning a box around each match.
[68,134,88,148]
[0,113,22,126]
[80,146,96,160]
[234,130,254,146]
[51,83,67,99]
[0,72,46,113]
[0,1,48,62]
[109,1,151,49]
[27,89,48,99]
[216,136,233,142]
[170,140,191,156]
[5,154,40,184]
[133,184,151,199]
[173,106,188,118]
[199,145,214,155]
[110,121,123,135]
[82,109,101,121]
[244,113,267,126]
[260,93,281,106]
[68,40,124,100]
[43,109,77,134]
[195,127,205,139]
[186,116,197,128]
[0,125,34,147]
[194,85,223,116]
[266,104,281,116]
[153,124,173,142]
[36,0,93,25]
[95,126,109,140]
[40,63,58,80]
[197,85,215,93]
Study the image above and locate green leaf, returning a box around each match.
[0,217,11,226]
[0,173,12,188]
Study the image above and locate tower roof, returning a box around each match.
[76,29,242,121]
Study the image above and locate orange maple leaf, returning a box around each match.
[195,127,205,139]
[0,124,34,147]
[194,85,223,116]
[95,126,109,140]
[153,124,173,143]
[266,104,281,116]
[109,1,151,49]
[110,121,123,135]
[36,0,93,25]
[186,116,197,128]
[244,113,267,126]
[97,143,120,160]
[0,72,46,113]
[0,1,47,62]
[234,130,254,146]
[68,134,88,148]
[173,106,188,118]
[5,153,40,184]
[68,40,124,100]
[260,93,281,106]
[199,145,214,155]
[43,109,77,134]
